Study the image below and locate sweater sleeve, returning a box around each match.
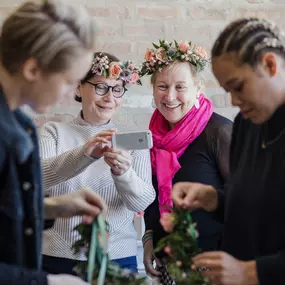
[256,250,285,285]
[38,122,96,191]
[209,120,233,221]
[111,149,155,212]
[144,185,159,231]
[0,263,48,285]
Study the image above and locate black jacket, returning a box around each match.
[0,91,51,285]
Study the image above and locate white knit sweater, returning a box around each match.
[39,113,155,260]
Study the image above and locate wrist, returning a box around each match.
[204,185,218,212]
[242,260,259,285]
[142,230,154,247]
[44,197,60,220]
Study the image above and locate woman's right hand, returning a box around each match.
[84,130,116,158]
[143,239,162,278]
[172,182,218,212]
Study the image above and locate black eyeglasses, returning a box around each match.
[86,81,127,98]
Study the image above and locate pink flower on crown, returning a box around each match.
[109,62,122,79]
[129,72,140,84]
[128,63,134,70]
[155,47,167,63]
[145,48,153,62]
[178,41,190,53]
[195,46,207,59]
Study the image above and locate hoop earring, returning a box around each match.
[195,92,200,109]
[194,98,200,109]
[151,98,156,108]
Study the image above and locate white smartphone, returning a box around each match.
[112,130,153,150]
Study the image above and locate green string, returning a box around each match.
[87,214,108,285]
[97,256,108,285]
[186,212,199,252]
[87,222,97,283]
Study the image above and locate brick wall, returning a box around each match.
[1,0,285,128]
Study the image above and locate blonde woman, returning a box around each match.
[0,1,105,285]
[140,40,232,284]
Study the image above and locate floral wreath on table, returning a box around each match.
[139,40,208,77]
[91,53,142,85]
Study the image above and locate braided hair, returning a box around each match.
[212,18,285,67]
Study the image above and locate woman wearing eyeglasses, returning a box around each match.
[39,52,155,275]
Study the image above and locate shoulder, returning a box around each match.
[205,112,233,140]
[38,120,74,140]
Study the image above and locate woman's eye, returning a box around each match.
[158,85,167,91]
[233,82,244,92]
[176,85,187,91]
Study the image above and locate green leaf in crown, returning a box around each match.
[139,40,209,78]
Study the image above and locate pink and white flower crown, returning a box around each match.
[139,40,208,77]
[91,53,142,85]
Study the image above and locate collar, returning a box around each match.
[73,110,115,129]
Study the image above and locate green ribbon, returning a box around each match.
[186,212,199,251]
[87,214,108,285]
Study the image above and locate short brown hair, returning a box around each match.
[0,0,96,74]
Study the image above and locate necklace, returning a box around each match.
[261,122,285,149]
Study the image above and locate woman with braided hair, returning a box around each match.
[172,18,285,285]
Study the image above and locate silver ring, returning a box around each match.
[114,162,121,169]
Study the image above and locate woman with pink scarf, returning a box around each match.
[140,40,233,284]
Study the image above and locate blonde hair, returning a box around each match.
[150,61,204,90]
[0,0,96,74]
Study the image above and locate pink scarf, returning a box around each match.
[149,94,213,215]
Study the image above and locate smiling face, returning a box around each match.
[152,61,198,127]
[212,52,285,124]
[78,75,124,125]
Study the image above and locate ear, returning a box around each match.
[22,58,42,82]
[76,84,81,97]
[260,52,278,77]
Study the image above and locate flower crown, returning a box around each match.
[91,53,142,85]
[140,40,208,77]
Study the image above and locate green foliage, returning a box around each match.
[72,208,211,285]
[72,221,147,285]
[156,209,211,285]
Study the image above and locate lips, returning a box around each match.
[240,108,253,118]
[96,104,113,110]
[163,103,181,109]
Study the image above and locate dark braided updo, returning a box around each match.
[212,18,285,67]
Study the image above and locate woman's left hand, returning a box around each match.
[193,251,258,285]
[103,147,132,176]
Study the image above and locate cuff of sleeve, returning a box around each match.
[111,166,132,182]
[112,167,139,196]
[78,147,97,167]
[256,254,283,285]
